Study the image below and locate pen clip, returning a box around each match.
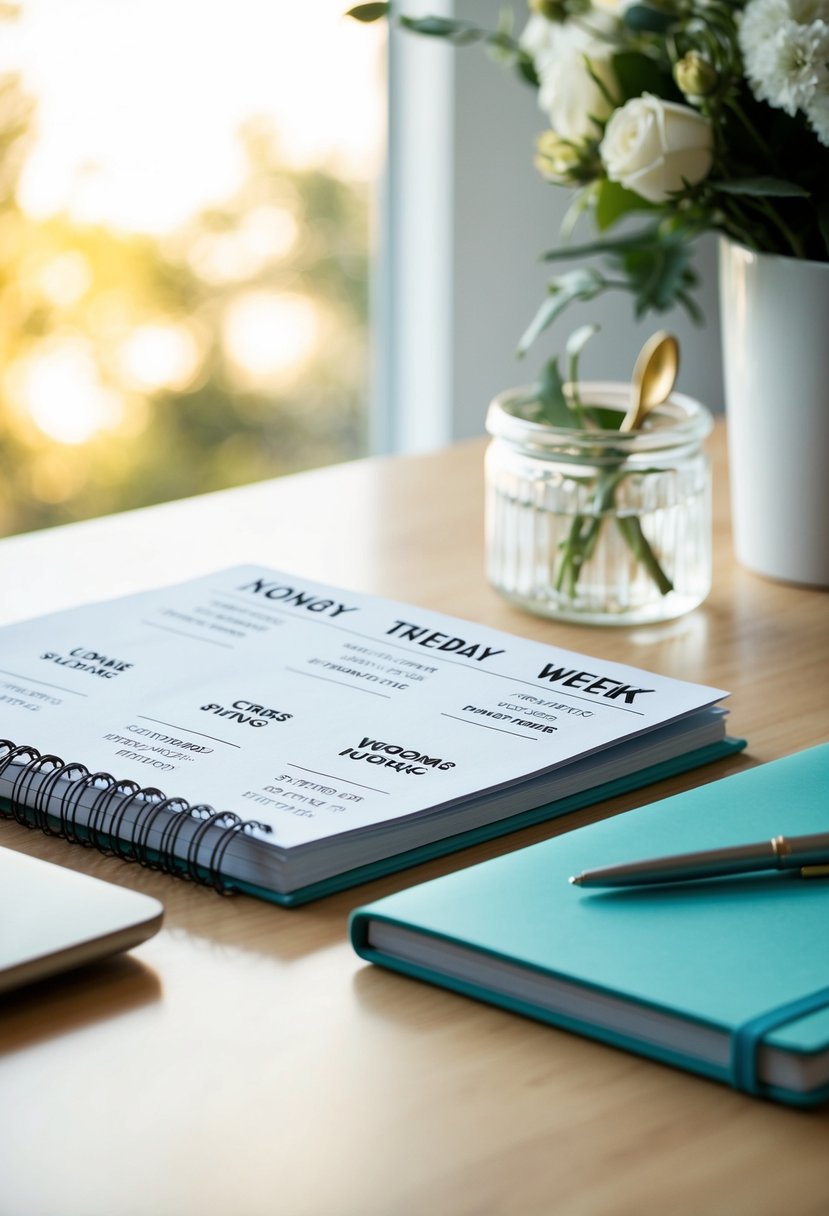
[800,864,829,879]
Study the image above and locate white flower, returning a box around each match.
[739,0,791,48]
[522,12,620,143]
[520,12,559,64]
[806,91,829,142]
[789,0,829,22]
[739,0,829,116]
[599,95,714,203]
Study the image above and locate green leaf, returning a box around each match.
[541,225,663,263]
[399,15,472,38]
[517,269,605,355]
[537,223,704,326]
[611,51,676,104]
[621,239,693,313]
[714,177,811,198]
[622,4,675,33]
[517,294,564,356]
[515,52,540,87]
[533,358,573,428]
[587,405,626,430]
[566,324,599,386]
[566,323,599,367]
[595,180,653,231]
[566,324,599,425]
[560,185,595,243]
[675,288,705,325]
[346,2,389,21]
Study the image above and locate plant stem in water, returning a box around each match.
[553,469,673,600]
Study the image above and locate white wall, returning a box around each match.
[378,0,724,452]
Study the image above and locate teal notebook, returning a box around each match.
[351,745,829,1106]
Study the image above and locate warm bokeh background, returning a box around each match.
[0,0,385,537]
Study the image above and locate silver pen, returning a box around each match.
[569,831,829,888]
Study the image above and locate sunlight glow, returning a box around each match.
[8,338,124,444]
[0,0,385,235]
[0,0,382,519]
[116,322,204,393]
[222,291,320,386]
[32,252,93,307]
[187,205,299,285]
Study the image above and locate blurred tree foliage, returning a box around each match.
[0,51,372,538]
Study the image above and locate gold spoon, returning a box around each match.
[619,331,680,432]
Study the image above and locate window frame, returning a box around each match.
[374,0,723,457]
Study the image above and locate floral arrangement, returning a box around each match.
[349,0,828,612]
[349,0,829,346]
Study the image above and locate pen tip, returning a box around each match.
[569,875,582,886]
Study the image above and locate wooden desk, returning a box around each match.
[1,424,827,1216]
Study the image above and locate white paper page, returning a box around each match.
[0,566,726,849]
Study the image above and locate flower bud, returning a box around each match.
[674,52,719,99]
[534,130,595,184]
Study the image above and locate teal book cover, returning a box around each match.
[351,744,829,1106]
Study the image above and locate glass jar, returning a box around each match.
[485,382,713,626]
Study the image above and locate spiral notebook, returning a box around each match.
[0,565,743,904]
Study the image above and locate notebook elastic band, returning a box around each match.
[732,984,829,1095]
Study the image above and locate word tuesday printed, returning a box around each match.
[385,620,505,663]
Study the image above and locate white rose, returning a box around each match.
[522,11,620,143]
[599,95,714,203]
[520,12,558,63]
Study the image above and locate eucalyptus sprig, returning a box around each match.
[347,3,539,84]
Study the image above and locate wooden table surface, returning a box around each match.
[1,423,827,1216]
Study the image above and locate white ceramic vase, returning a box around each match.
[718,239,829,586]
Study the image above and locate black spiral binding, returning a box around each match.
[0,739,272,893]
